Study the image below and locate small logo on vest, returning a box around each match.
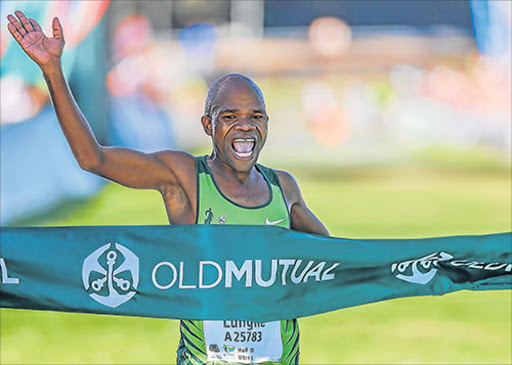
[204,208,213,224]
[391,251,453,285]
[265,218,284,226]
[82,243,139,308]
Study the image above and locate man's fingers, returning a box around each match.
[7,23,23,43]
[52,17,64,42]
[29,18,42,33]
[14,10,33,33]
[7,14,27,36]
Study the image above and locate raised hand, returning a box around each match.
[7,10,65,69]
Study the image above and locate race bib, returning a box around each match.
[203,320,283,363]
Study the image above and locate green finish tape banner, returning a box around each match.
[1,226,511,322]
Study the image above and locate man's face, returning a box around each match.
[202,79,268,172]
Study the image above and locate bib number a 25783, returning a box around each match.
[204,320,283,363]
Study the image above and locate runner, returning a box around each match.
[7,10,329,364]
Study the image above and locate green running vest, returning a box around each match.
[176,156,300,365]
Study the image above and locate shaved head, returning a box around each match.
[204,74,266,117]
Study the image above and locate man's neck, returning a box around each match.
[207,154,258,186]
[206,153,270,207]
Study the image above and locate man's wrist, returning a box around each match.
[40,60,63,77]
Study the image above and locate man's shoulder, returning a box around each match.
[266,168,301,205]
[273,169,297,187]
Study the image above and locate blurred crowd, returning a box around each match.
[2,1,510,156]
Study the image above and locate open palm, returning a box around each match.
[7,10,64,67]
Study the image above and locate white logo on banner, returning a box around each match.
[82,243,139,308]
[0,258,20,284]
[391,252,454,285]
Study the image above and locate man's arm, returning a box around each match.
[276,171,330,236]
[6,11,187,192]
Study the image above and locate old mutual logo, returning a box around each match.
[82,243,139,308]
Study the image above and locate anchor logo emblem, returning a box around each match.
[82,243,139,308]
[391,251,453,285]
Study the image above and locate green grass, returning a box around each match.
[1,157,511,364]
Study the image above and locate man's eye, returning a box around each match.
[253,115,264,120]
[223,115,235,120]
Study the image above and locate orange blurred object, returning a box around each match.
[308,17,352,61]
[113,13,153,59]
[302,81,350,148]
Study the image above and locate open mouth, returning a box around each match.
[231,138,255,159]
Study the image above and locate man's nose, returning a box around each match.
[235,116,256,130]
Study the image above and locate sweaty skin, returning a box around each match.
[6,10,329,236]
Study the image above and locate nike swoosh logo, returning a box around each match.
[265,218,285,226]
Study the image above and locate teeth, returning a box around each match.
[232,138,255,158]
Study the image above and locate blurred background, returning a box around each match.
[1,0,510,364]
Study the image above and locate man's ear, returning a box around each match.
[201,115,213,136]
